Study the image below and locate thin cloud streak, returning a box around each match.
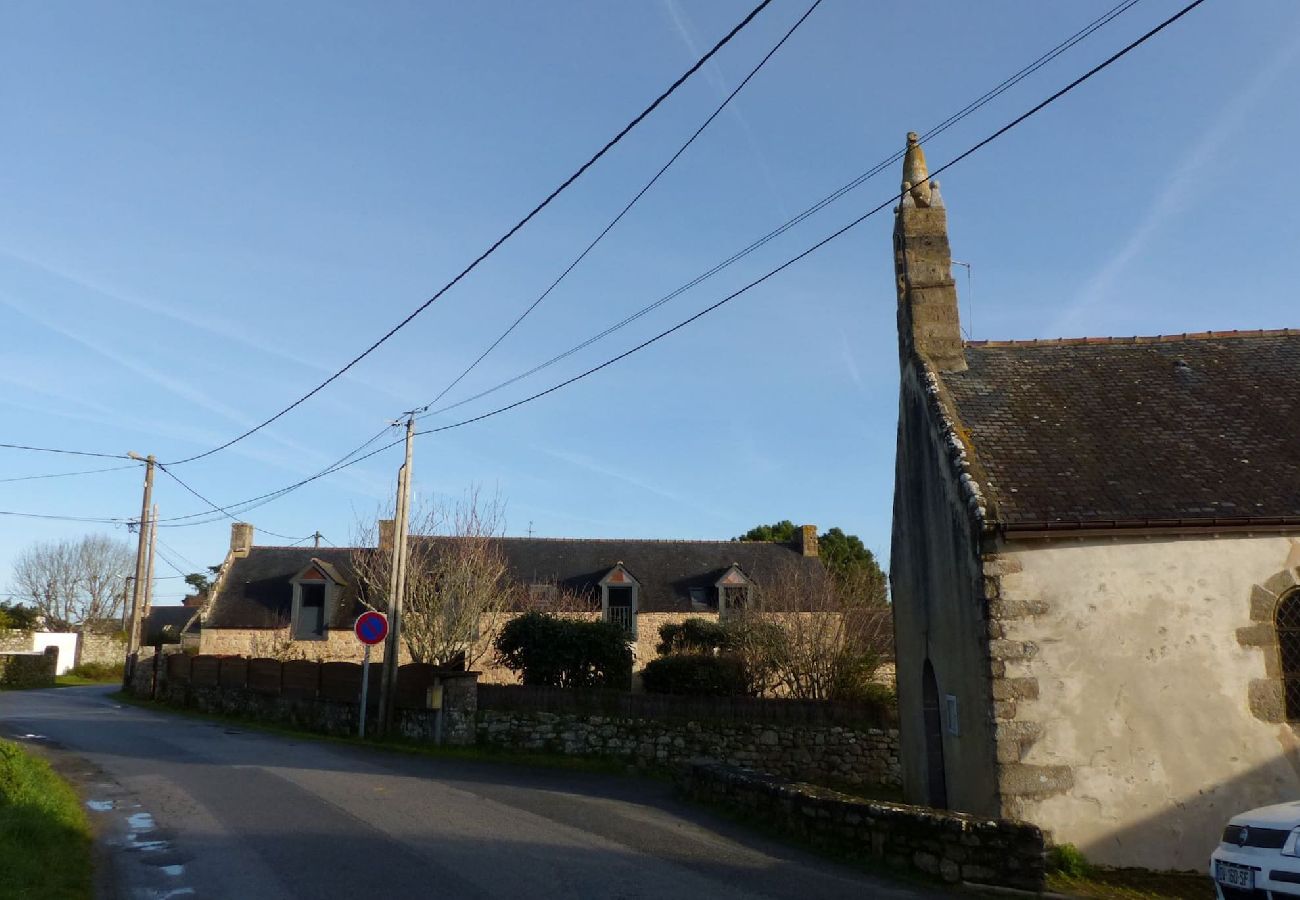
[660,0,792,220]
[1054,31,1300,336]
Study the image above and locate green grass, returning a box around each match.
[0,740,93,900]
[1047,869,1215,899]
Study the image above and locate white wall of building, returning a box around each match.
[997,533,1300,870]
[31,632,78,675]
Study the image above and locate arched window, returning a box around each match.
[1275,591,1300,720]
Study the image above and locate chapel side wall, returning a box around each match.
[890,361,998,816]
[993,534,1300,870]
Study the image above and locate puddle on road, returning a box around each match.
[160,865,185,877]
[19,733,46,740]
[127,812,155,831]
[156,889,195,899]
[86,799,115,812]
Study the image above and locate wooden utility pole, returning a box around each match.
[143,503,158,625]
[377,417,416,734]
[125,453,155,685]
[313,531,322,548]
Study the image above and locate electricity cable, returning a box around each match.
[7,0,1201,528]
[421,0,1149,420]
[415,0,825,414]
[162,0,776,467]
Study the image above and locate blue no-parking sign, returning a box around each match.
[354,611,388,646]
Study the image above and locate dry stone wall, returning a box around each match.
[476,709,900,788]
[678,761,1044,892]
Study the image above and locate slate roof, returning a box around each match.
[204,538,825,628]
[941,331,1300,528]
[143,605,202,644]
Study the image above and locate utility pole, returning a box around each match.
[124,454,155,686]
[143,503,158,630]
[377,416,415,735]
[313,530,322,548]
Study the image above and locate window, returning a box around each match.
[715,565,752,615]
[722,585,748,611]
[689,587,714,611]
[1277,591,1300,720]
[607,586,634,634]
[293,581,328,640]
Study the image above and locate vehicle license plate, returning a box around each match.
[1216,861,1254,889]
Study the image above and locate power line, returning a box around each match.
[8,0,1193,531]
[415,0,825,415]
[420,0,1148,420]
[0,463,140,484]
[393,0,1209,441]
[0,442,131,460]
[0,0,1142,480]
[163,0,777,468]
[156,463,308,542]
[145,0,1196,528]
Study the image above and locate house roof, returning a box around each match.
[940,330,1300,529]
[203,538,826,628]
[143,605,202,644]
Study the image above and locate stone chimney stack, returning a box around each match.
[230,522,253,558]
[378,519,395,555]
[894,132,966,373]
[797,524,819,557]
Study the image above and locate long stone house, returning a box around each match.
[888,132,1300,869]
[197,521,829,680]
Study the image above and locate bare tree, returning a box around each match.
[733,561,889,701]
[352,488,520,669]
[11,535,133,631]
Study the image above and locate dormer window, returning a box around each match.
[715,564,752,616]
[290,560,344,642]
[599,564,639,637]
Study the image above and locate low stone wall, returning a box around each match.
[678,761,1045,892]
[0,648,58,688]
[476,710,900,787]
[78,631,126,668]
[0,630,31,653]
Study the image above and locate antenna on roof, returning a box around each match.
[527,521,534,538]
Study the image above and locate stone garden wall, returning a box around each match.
[476,685,900,788]
[0,647,58,689]
[678,761,1045,892]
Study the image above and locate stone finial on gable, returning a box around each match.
[893,131,967,373]
[902,132,932,208]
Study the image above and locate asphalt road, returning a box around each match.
[0,686,949,900]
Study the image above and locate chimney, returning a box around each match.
[797,524,819,557]
[378,519,395,555]
[230,522,254,558]
[894,132,967,373]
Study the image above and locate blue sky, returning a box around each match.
[1,1,1296,603]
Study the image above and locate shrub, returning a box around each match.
[641,654,749,696]
[494,613,632,690]
[655,617,731,656]
[1047,843,1091,878]
[67,661,124,682]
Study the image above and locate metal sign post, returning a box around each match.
[359,644,372,739]
[354,611,389,739]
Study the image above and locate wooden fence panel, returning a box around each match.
[247,658,282,695]
[319,662,361,703]
[218,657,248,689]
[190,655,219,687]
[281,660,321,699]
[166,653,192,684]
